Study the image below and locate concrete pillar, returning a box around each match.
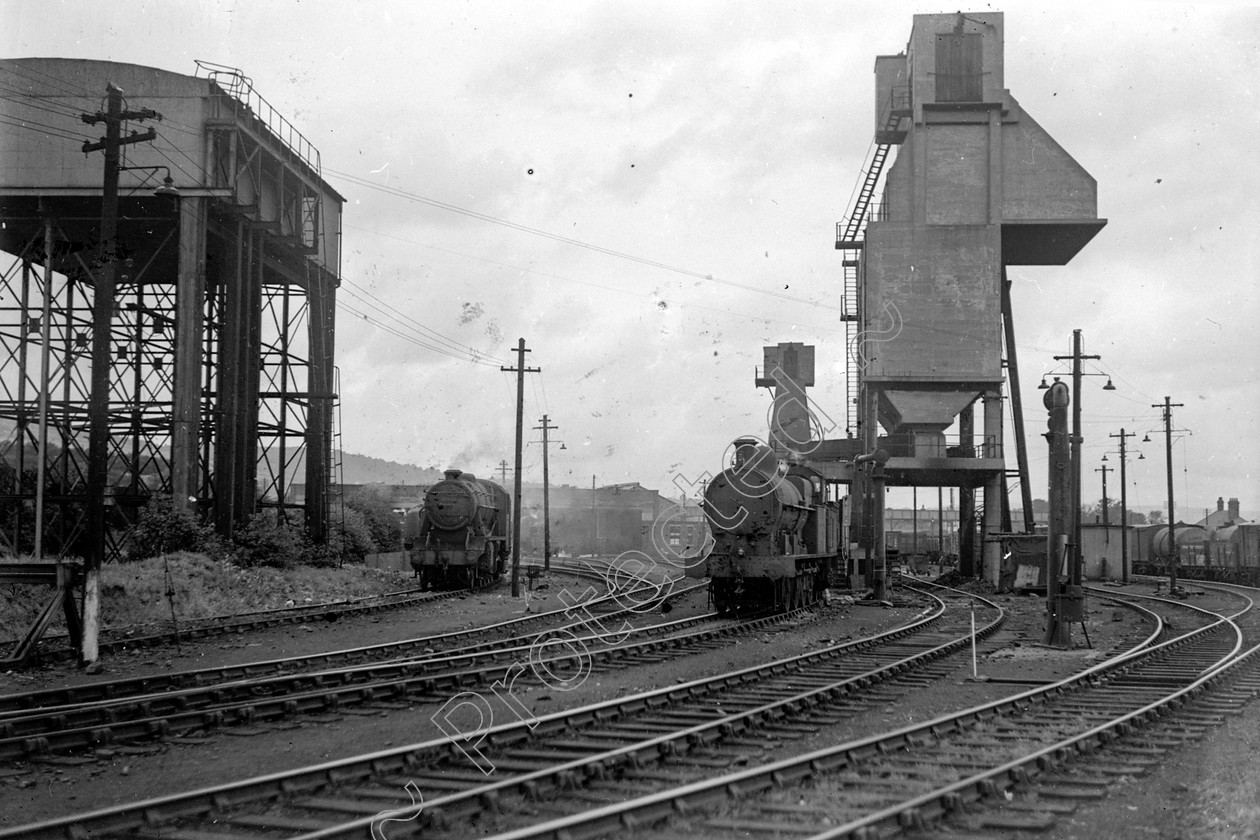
[982,389,1004,585]
[958,402,976,577]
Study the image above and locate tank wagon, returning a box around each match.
[403,469,510,589]
[699,439,843,613]
[1134,523,1260,586]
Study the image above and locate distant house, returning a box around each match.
[1197,497,1249,531]
[1199,497,1252,569]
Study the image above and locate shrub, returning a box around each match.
[125,495,217,562]
[230,511,309,569]
[343,486,403,551]
[326,505,376,565]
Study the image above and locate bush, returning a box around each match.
[343,487,403,552]
[125,495,218,562]
[126,497,384,569]
[326,505,376,565]
[230,511,310,569]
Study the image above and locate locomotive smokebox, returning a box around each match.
[427,474,482,530]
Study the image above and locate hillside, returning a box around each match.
[0,419,444,489]
[282,450,445,486]
[337,452,447,486]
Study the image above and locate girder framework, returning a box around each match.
[0,58,342,559]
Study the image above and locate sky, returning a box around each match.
[7,0,1259,522]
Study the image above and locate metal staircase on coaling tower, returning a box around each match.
[835,86,910,432]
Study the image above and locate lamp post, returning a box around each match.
[1153,397,1185,594]
[532,416,563,571]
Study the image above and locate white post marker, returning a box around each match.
[970,597,977,679]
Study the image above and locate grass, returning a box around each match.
[0,553,411,643]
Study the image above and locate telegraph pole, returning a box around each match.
[1095,463,1111,527]
[501,339,538,597]
[533,415,559,571]
[1109,429,1135,583]
[1153,397,1185,594]
[495,459,511,485]
[79,84,159,665]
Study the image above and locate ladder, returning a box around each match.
[835,87,910,431]
[329,366,346,562]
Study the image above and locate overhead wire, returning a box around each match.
[338,278,512,366]
[338,288,503,367]
[0,114,89,144]
[0,62,99,100]
[342,221,840,333]
[340,300,497,366]
[326,167,843,313]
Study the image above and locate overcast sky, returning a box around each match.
[9,0,1259,521]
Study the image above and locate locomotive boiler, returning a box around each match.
[699,439,843,613]
[403,469,510,589]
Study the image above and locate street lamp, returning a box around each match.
[118,165,181,198]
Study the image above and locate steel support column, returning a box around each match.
[304,265,335,542]
[171,198,205,511]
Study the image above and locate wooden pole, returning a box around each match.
[82,84,124,665]
[501,339,537,597]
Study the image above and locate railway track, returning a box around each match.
[459,582,1249,840]
[0,568,698,714]
[0,589,754,760]
[13,583,455,664]
[15,580,1242,839]
[13,555,618,665]
[0,583,967,838]
[0,566,708,760]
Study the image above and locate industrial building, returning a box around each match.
[0,58,342,559]
[759,12,1104,589]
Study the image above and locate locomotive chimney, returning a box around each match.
[732,437,760,468]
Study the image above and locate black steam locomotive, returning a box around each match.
[698,439,843,613]
[402,469,510,589]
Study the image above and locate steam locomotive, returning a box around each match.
[698,439,843,613]
[402,469,510,589]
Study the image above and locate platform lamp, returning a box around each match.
[119,164,181,198]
